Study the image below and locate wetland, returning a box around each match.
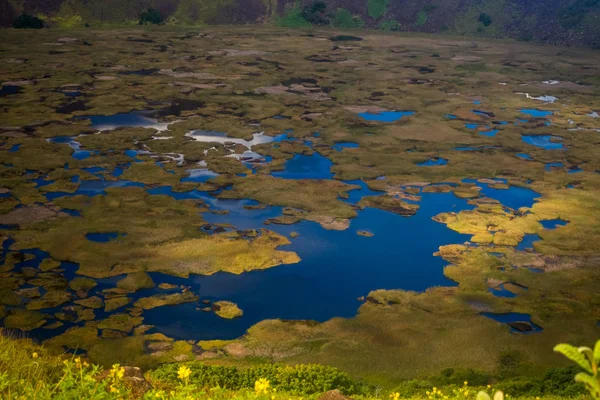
[0,26,599,384]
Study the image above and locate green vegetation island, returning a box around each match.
[0,1,599,398]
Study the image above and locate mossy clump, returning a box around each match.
[116,272,155,292]
[212,301,243,319]
[97,313,144,333]
[358,195,419,216]
[104,296,132,312]
[133,292,198,310]
[27,290,72,310]
[69,277,98,292]
[74,296,104,309]
[3,309,47,331]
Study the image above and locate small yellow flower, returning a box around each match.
[255,378,270,395]
[487,385,492,389]
[178,365,192,381]
[390,392,400,400]
[75,357,81,364]
[464,381,468,386]
[32,352,38,359]
[83,361,89,367]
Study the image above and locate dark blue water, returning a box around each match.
[540,219,567,229]
[568,166,583,174]
[31,176,55,187]
[445,114,458,120]
[481,312,542,333]
[516,153,532,160]
[271,153,333,179]
[520,109,553,118]
[143,191,473,340]
[181,168,219,183]
[357,111,415,122]
[85,232,124,243]
[418,158,448,167]
[517,234,540,250]
[488,284,516,298]
[479,129,499,137]
[465,123,479,130]
[522,135,564,150]
[9,144,20,152]
[0,85,22,96]
[44,179,145,201]
[340,180,383,204]
[81,112,160,131]
[332,142,359,152]
[463,179,539,210]
[545,162,564,171]
[47,136,92,160]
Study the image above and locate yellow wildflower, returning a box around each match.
[464,381,468,386]
[255,378,270,395]
[32,352,38,359]
[390,392,400,400]
[110,364,125,380]
[178,365,192,381]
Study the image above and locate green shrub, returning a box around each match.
[148,362,371,395]
[478,13,492,27]
[139,8,163,25]
[379,19,401,31]
[437,368,490,387]
[368,0,389,19]
[541,367,587,397]
[12,14,44,29]
[415,11,428,26]
[554,339,600,399]
[494,377,542,397]
[276,2,311,27]
[558,0,599,29]
[332,9,365,29]
[301,1,330,25]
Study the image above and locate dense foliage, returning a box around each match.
[367,0,390,19]
[478,13,492,27]
[148,362,371,395]
[139,8,163,25]
[301,1,330,25]
[1,333,598,399]
[12,13,44,29]
[332,9,365,29]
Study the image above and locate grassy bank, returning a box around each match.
[0,332,594,400]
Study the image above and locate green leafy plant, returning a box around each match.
[139,8,163,25]
[332,9,365,29]
[276,2,311,27]
[416,11,428,26]
[368,0,389,19]
[379,19,401,31]
[554,339,600,399]
[148,362,371,395]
